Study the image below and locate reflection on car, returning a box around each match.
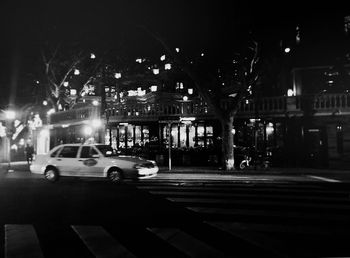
[30,144,159,183]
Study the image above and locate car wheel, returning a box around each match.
[108,168,124,183]
[44,167,59,182]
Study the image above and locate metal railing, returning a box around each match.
[49,93,350,124]
[49,106,100,124]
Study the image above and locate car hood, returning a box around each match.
[109,155,151,164]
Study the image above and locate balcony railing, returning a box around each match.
[313,93,350,111]
[106,101,211,122]
[49,106,100,125]
[49,93,350,124]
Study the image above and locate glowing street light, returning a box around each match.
[90,53,96,59]
[47,108,55,115]
[92,119,102,128]
[164,63,171,70]
[43,100,48,106]
[150,85,158,92]
[284,47,291,53]
[83,126,93,136]
[74,69,80,75]
[5,110,16,120]
[114,72,121,79]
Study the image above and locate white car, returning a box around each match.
[30,144,158,183]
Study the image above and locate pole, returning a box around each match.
[168,122,171,171]
[6,137,13,173]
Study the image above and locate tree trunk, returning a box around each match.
[221,116,235,171]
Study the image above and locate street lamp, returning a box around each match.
[5,110,16,172]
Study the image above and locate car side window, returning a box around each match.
[80,146,99,158]
[50,147,62,157]
[58,146,79,158]
[80,146,91,158]
[91,147,99,157]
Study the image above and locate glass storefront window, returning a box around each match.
[266,122,275,147]
[119,126,126,148]
[206,126,213,146]
[197,124,205,146]
[189,125,195,147]
[105,129,110,145]
[179,124,187,148]
[142,126,149,144]
[135,126,142,146]
[127,125,134,148]
[171,124,179,148]
[111,129,118,149]
[162,125,170,147]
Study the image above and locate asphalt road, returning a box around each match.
[0,170,350,257]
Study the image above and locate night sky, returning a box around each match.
[0,0,349,106]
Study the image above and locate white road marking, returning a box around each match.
[206,221,287,257]
[307,175,341,183]
[167,197,350,209]
[72,225,136,258]
[5,224,44,258]
[186,207,350,221]
[204,220,347,235]
[148,190,345,202]
[148,227,227,258]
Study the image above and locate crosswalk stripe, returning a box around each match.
[205,220,347,235]
[137,185,348,196]
[5,224,44,258]
[307,175,341,183]
[148,227,227,258]
[72,225,136,258]
[186,207,350,222]
[205,221,287,257]
[167,197,350,210]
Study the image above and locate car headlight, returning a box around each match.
[133,162,155,169]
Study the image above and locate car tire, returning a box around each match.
[44,167,59,182]
[108,168,124,183]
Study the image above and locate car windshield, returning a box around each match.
[95,145,118,157]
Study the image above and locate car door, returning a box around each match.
[55,146,82,176]
[78,146,105,177]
